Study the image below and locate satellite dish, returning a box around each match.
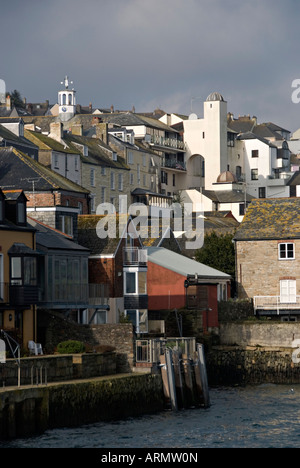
[189,113,198,120]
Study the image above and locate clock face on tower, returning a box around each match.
[62,107,67,112]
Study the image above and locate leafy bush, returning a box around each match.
[57,340,86,354]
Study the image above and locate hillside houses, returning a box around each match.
[3,76,300,349]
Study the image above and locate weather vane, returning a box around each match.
[61,76,73,90]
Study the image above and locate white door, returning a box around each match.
[280,280,297,303]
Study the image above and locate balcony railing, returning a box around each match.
[0,283,109,308]
[162,159,186,171]
[254,296,300,314]
[123,247,148,266]
[150,135,186,151]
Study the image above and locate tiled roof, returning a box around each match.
[234,198,300,241]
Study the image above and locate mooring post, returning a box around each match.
[197,343,210,408]
[165,348,178,411]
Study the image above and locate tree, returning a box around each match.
[9,90,25,109]
[195,231,235,279]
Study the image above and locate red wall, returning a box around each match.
[147,262,220,328]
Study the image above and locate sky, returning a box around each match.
[1,0,300,132]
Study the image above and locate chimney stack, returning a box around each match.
[6,94,11,111]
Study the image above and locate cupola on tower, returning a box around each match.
[58,76,76,121]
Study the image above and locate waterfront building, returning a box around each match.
[235,197,300,320]
[0,189,40,348]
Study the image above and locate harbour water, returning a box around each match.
[1,384,300,448]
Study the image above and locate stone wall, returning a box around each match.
[0,374,164,439]
[39,310,135,373]
[0,353,116,387]
[206,346,300,386]
[219,322,300,348]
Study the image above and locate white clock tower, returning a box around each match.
[58,76,76,121]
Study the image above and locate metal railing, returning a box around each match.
[150,135,186,151]
[254,296,300,314]
[123,247,148,266]
[136,337,196,364]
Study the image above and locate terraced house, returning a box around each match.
[234,197,300,320]
[0,189,40,348]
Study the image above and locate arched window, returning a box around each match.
[62,94,66,105]
[68,93,73,105]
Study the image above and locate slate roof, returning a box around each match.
[203,189,254,203]
[24,130,79,154]
[147,247,231,280]
[64,134,129,170]
[77,215,136,255]
[0,147,89,193]
[0,124,39,150]
[234,198,300,241]
[28,217,89,252]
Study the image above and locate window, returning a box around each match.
[17,202,26,224]
[90,195,96,213]
[252,150,259,158]
[58,215,73,236]
[101,166,106,176]
[75,157,79,171]
[124,270,147,295]
[111,172,115,190]
[54,154,59,168]
[10,256,37,286]
[161,171,168,185]
[259,187,266,198]
[130,173,134,185]
[280,280,296,303]
[239,203,245,216]
[126,272,136,294]
[101,187,106,204]
[236,166,242,181]
[137,164,141,185]
[90,169,96,187]
[143,174,147,187]
[251,169,258,180]
[279,243,295,260]
[125,309,148,334]
[24,257,37,286]
[173,174,176,187]
[78,202,83,214]
[227,132,235,147]
[143,155,147,167]
[128,151,134,165]
[118,174,123,191]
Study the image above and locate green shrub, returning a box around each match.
[57,340,86,354]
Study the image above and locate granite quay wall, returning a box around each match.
[206,346,300,386]
[0,374,164,440]
[0,353,116,388]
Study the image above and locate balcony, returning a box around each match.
[0,283,109,309]
[254,296,300,315]
[162,158,186,172]
[149,135,186,152]
[123,247,148,267]
[0,283,39,307]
